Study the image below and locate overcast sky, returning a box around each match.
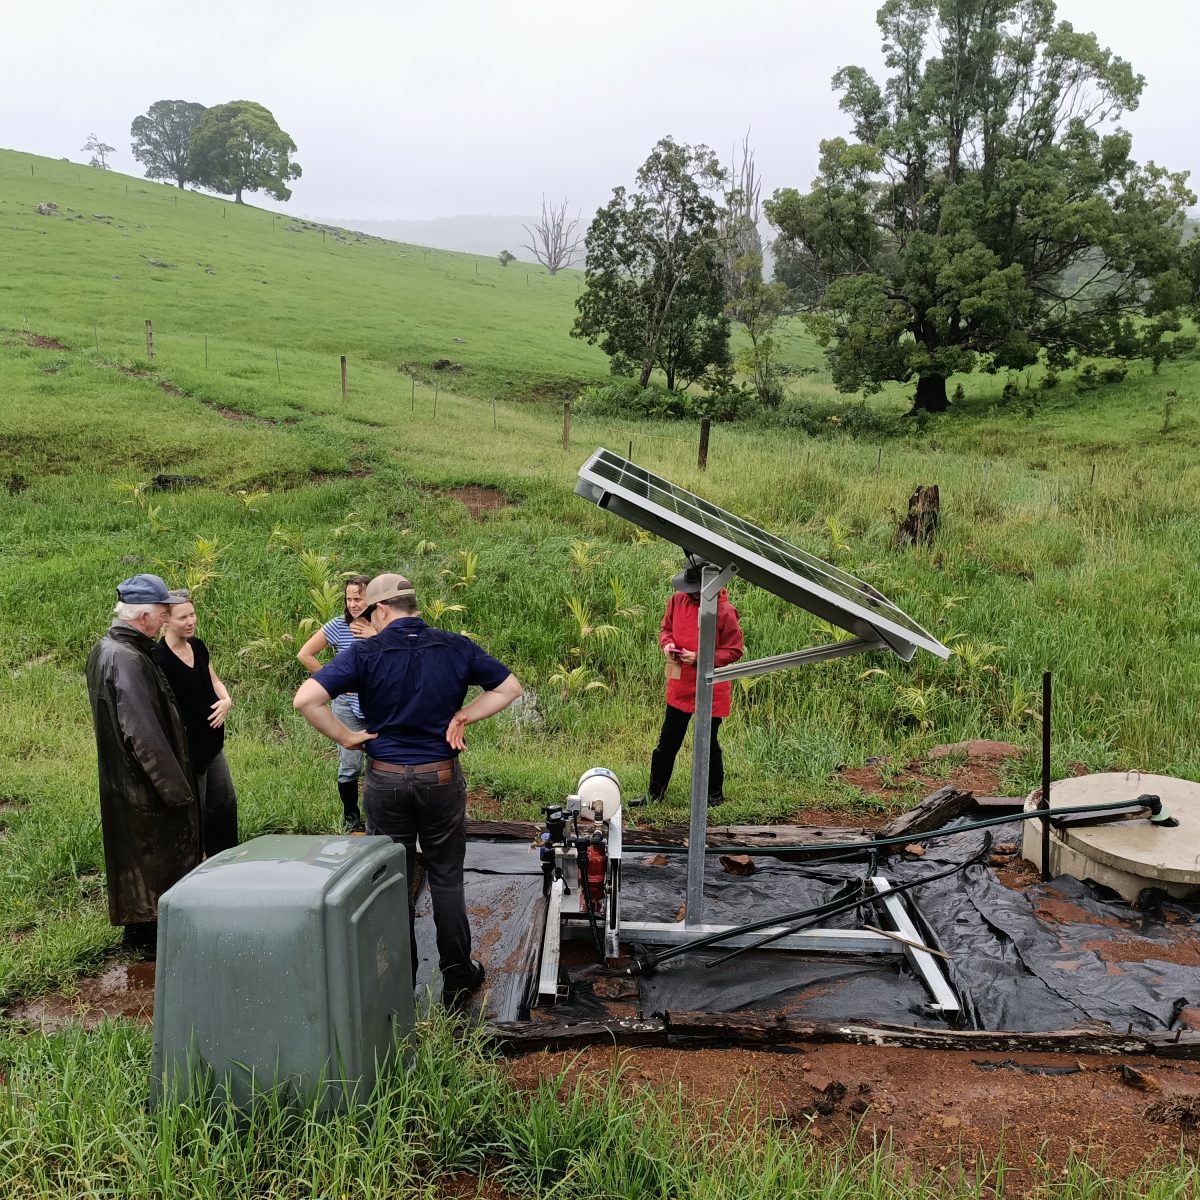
[2,0,1195,224]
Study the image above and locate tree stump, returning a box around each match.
[896,484,940,549]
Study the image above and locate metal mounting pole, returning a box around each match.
[685,564,736,928]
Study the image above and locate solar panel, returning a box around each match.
[575,448,949,661]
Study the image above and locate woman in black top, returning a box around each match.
[158,589,238,856]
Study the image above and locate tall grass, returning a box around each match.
[2,1014,1196,1199]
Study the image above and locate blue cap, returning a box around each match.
[116,573,170,604]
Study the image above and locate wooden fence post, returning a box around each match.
[340,355,348,400]
[145,320,154,361]
[563,402,571,451]
[697,418,711,472]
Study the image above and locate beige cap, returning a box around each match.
[363,573,416,606]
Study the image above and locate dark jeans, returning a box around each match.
[648,704,723,800]
[196,750,238,857]
[363,761,473,988]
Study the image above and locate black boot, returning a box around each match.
[338,780,365,833]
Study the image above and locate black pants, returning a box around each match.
[363,761,474,989]
[195,750,238,857]
[648,704,723,800]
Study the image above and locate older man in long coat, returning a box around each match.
[85,573,200,955]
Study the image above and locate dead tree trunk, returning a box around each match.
[895,484,940,550]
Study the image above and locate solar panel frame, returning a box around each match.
[576,448,949,660]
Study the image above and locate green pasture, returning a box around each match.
[1,148,1199,1196]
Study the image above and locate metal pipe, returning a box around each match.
[685,565,720,928]
[1041,670,1052,882]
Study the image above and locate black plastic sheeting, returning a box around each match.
[412,840,546,1022]
[545,821,1200,1032]
[413,829,1198,1030]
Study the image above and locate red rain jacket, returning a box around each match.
[659,589,744,717]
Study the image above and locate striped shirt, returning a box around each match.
[321,616,364,720]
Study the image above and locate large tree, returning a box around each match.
[766,0,1195,412]
[188,101,301,204]
[130,100,206,188]
[572,137,730,390]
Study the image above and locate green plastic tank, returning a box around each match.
[150,834,413,1112]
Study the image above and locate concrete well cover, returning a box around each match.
[1024,773,1200,891]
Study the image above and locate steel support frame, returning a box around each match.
[868,876,960,1016]
[685,565,888,929]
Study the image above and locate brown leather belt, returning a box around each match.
[367,757,456,784]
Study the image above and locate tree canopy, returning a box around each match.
[766,0,1195,411]
[188,101,301,204]
[572,137,730,391]
[130,100,207,188]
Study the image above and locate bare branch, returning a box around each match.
[521,195,582,275]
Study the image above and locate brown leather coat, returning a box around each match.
[85,622,201,925]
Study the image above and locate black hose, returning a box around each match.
[626,796,1161,859]
[704,835,993,968]
[577,843,605,963]
[626,835,992,975]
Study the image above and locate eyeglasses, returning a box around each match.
[361,604,377,621]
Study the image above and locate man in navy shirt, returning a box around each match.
[293,572,522,1006]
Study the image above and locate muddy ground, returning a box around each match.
[8,960,1199,1187]
[7,746,1198,1188]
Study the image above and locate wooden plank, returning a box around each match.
[464,819,871,848]
[485,1016,667,1053]
[485,1011,1200,1059]
[875,786,974,842]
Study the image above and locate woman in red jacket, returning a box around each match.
[637,556,744,805]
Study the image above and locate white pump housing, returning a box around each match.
[575,767,622,823]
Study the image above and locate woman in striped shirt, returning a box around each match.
[297,574,373,831]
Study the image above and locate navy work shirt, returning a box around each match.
[313,617,511,764]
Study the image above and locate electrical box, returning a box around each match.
[150,834,413,1113]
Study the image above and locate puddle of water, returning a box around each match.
[6,961,156,1031]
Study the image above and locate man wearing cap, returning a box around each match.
[293,572,522,1006]
[85,574,201,956]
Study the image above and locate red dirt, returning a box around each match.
[1081,935,1200,968]
[445,485,509,520]
[1031,894,1127,929]
[505,1042,1200,1189]
[838,742,1025,806]
[20,331,69,350]
[467,788,503,819]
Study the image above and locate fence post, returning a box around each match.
[563,401,571,451]
[697,418,711,472]
[145,320,154,361]
[340,355,348,400]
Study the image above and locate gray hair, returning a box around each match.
[113,601,159,622]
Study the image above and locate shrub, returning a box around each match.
[756,398,903,439]
[1100,363,1127,384]
[573,379,695,420]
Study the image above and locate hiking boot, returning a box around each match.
[344,815,366,834]
[628,793,663,808]
[443,959,486,1010]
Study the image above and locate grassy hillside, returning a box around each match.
[2,146,1200,1003]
